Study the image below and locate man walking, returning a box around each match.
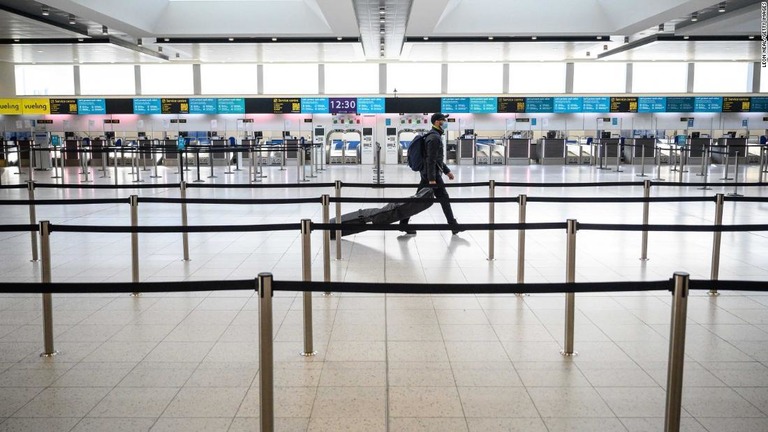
[400,113,462,235]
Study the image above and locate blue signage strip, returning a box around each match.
[666,97,695,112]
[553,97,583,113]
[301,98,329,114]
[469,97,497,113]
[638,97,667,113]
[218,98,246,114]
[133,98,161,114]
[189,98,218,114]
[357,97,385,114]
[751,97,768,112]
[525,97,554,113]
[77,98,106,115]
[694,97,723,113]
[441,97,470,113]
[582,97,610,113]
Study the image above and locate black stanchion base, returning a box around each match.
[193,179,205,183]
[697,186,712,190]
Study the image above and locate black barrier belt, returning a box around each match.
[725,196,768,203]
[35,183,180,190]
[138,197,321,205]
[690,279,768,292]
[653,182,768,188]
[578,223,768,232]
[0,185,27,190]
[0,198,127,206]
[329,196,518,204]
[341,182,489,189]
[0,224,39,232]
[527,196,715,204]
[272,279,673,295]
[0,279,254,294]
[186,183,336,189]
[50,223,301,234]
[313,222,567,232]
[495,181,644,188]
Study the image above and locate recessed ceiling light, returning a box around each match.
[380,18,385,23]
[691,12,698,21]
[68,14,76,25]
[488,36,494,40]
[164,38,169,42]
[337,37,342,41]
[379,7,385,15]
[380,29,385,35]
[41,6,49,16]
[272,37,277,41]
[683,35,690,39]
[13,39,19,42]
[718,2,726,12]
[228,37,234,41]
[597,36,602,40]
[423,37,428,40]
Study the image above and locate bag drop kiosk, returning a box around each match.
[33,131,52,170]
[360,127,374,164]
[457,130,476,165]
[385,127,398,164]
[396,128,427,164]
[326,129,362,164]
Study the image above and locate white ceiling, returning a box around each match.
[0,0,761,64]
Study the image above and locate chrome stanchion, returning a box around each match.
[759,146,766,183]
[258,273,275,432]
[100,146,108,178]
[516,194,527,293]
[720,154,733,181]
[300,219,316,356]
[561,219,578,357]
[256,142,266,180]
[597,143,610,170]
[308,144,317,179]
[180,182,190,261]
[224,149,234,175]
[652,147,664,181]
[150,142,161,179]
[132,149,143,183]
[280,146,286,171]
[39,220,58,357]
[194,148,204,183]
[27,181,39,262]
[697,143,707,177]
[298,146,309,183]
[130,195,140,295]
[335,180,342,260]
[50,147,61,180]
[670,147,678,172]
[113,147,119,186]
[208,148,216,179]
[698,146,712,190]
[249,147,259,183]
[640,179,651,261]
[727,151,743,197]
[677,149,684,183]
[488,180,495,261]
[28,144,35,182]
[637,144,647,177]
[664,271,690,432]
[709,193,724,297]
[614,143,623,173]
[322,194,332,295]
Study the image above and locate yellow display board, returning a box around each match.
[0,98,23,115]
[21,98,50,114]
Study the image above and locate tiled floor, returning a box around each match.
[0,160,767,431]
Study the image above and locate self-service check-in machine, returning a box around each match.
[361,127,374,164]
[326,129,362,164]
[385,127,398,164]
[33,131,52,170]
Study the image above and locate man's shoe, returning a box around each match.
[403,230,417,235]
[449,219,464,235]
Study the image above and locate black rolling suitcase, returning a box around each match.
[329,188,434,239]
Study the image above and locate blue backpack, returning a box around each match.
[406,131,434,172]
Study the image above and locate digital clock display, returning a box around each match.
[329,97,357,114]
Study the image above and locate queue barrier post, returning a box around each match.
[727,151,743,197]
[664,271,690,432]
[300,219,316,356]
[561,219,578,357]
[130,195,140,295]
[488,180,495,261]
[257,273,275,432]
[652,147,664,181]
[516,194,527,289]
[321,194,332,295]
[335,180,342,260]
[27,181,39,262]
[640,179,650,261]
[637,144,648,178]
[39,220,58,357]
[709,193,724,296]
[720,153,733,181]
[208,148,217,179]
[180,182,190,261]
[698,146,712,190]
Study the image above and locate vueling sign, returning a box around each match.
[0,99,22,115]
[0,98,50,115]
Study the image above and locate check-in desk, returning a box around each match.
[505,138,530,165]
[63,139,82,166]
[210,139,229,165]
[536,139,566,165]
[687,138,711,166]
[624,138,655,165]
[162,139,180,166]
[711,138,748,164]
[17,140,33,167]
[458,138,475,165]
[91,138,109,165]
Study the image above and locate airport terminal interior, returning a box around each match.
[0,0,767,431]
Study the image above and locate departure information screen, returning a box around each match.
[582,97,610,112]
[273,98,301,114]
[610,97,638,113]
[329,97,357,114]
[161,98,189,114]
[189,98,218,114]
[666,97,695,112]
[751,96,768,112]
[694,97,723,112]
[469,97,497,113]
[77,99,106,114]
[553,97,583,113]
[722,97,751,112]
[218,98,246,114]
[441,97,469,113]
[497,97,526,113]
[525,97,554,113]
[301,98,329,114]
[133,98,162,114]
[638,97,666,113]
[50,99,78,115]
[357,97,385,114]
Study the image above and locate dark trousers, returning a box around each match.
[400,174,456,225]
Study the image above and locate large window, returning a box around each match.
[573,62,627,93]
[140,64,194,95]
[694,62,750,93]
[263,64,318,94]
[632,63,687,93]
[324,63,378,94]
[201,64,259,94]
[80,65,135,95]
[447,63,503,94]
[15,65,74,95]
[386,63,441,94]
[508,63,565,93]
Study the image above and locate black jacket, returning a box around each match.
[421,126,451,182]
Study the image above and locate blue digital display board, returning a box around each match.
[638,97,667,113]
[525,97,554,113]
[218,98,246,114]
[301,98,329,114]
[694,97,723,113]
[666,97,695,112]
[553,97,583,113]
[77,98,106,115]
[582,97,610,113]
[133,98,161,114]
[189,98,218,114]
[751,97,768,112]
[469,97,497,113]
[357,97,385,114]
[441,97,470,113]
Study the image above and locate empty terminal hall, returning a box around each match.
[1,0,768,431]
